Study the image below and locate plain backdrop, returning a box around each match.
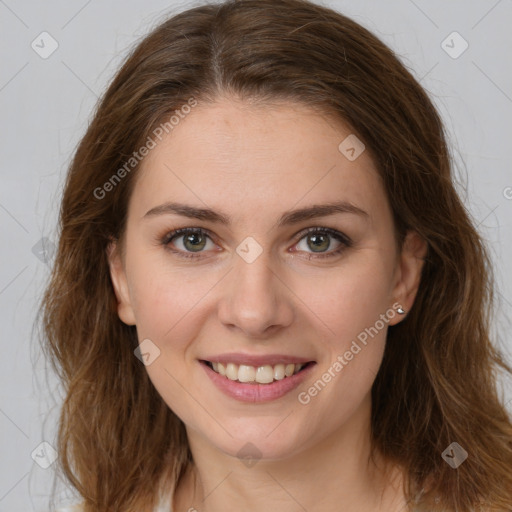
[1,0,511,510]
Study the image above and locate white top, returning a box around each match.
[55,504,172,512]
[55,493,173,512]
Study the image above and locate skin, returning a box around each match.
[108,95,427,512]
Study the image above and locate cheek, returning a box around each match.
[294,252,394,345]
[294,270,390,436]
[292,254,392,403]
[127,259,207,344]
[128,267,207,424]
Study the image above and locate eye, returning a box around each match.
[293,227,351,259]
[162,228,216,258]
[161,227,351,260]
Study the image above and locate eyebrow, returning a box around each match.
[143,200,368,227]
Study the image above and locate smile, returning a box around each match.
[200,359,316,402]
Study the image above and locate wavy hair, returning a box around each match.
[39,0,512,510]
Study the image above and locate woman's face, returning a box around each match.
[108,96,425,461]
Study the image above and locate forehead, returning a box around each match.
[129,98,388,225]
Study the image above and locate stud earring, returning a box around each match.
[397,306,406,315]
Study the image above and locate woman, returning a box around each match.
[40,0,512,510]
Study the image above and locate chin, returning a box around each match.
[204,418,306,461]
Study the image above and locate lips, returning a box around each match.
[200,358,316,402]
[200,352,315,382]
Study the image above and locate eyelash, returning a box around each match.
[160,227,352,260]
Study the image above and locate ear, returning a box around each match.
[388,230,427,326]
[107,238,136,326]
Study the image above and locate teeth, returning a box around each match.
[226,363,238,381]
[274,364,285,380]
[208,361,306,384]
[256,365,274,384]
[238,365,256,383]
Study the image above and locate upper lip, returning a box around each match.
[200,353,315,367]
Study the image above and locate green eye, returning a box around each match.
[162,227,351,260]
[293,227,351,259]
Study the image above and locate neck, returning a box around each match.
[172,393,406,512]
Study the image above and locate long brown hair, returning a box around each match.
[39,0,512,510]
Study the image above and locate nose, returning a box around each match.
[217,248,294,338]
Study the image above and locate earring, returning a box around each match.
[397,306,406,315]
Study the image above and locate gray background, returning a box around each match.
[1,0,511,510]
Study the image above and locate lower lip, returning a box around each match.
[200,361,316,403]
